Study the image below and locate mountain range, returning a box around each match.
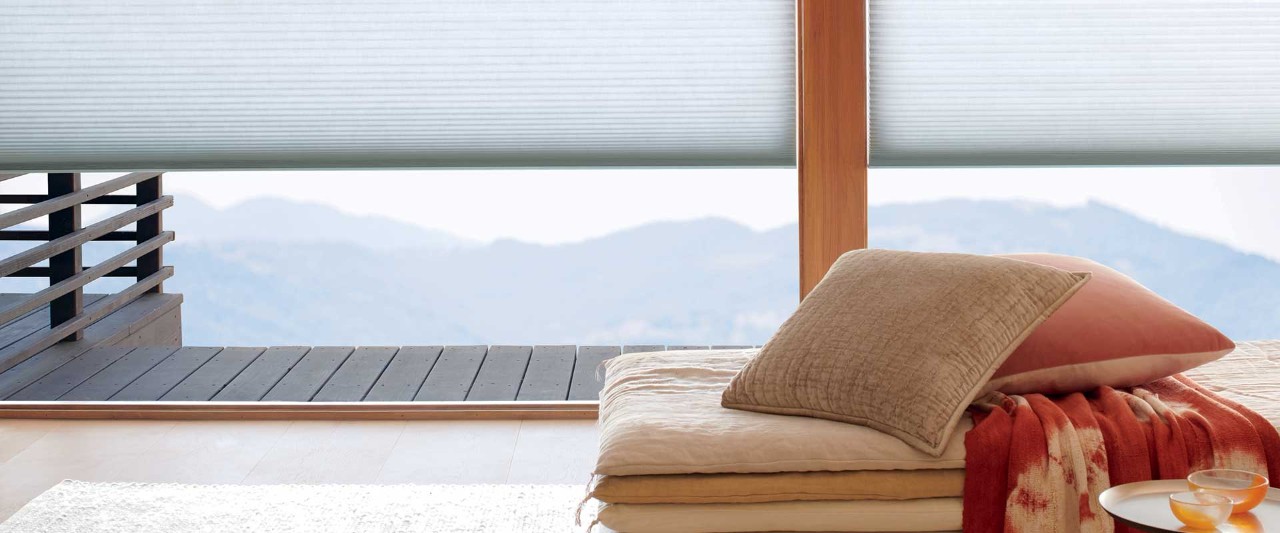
[3,196,1276,345]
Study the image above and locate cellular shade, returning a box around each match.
[0,1,795,171]
[869,0,1280,167]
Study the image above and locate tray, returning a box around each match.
[1099,479,1280,532]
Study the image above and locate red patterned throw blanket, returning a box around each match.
[963,374,1280,533]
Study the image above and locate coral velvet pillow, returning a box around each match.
[722,249,1089,456]
[986,254,1235,395]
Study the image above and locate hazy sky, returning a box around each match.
[159,166,1280,261]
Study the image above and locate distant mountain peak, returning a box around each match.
[95,197,1272,346]
[167,195,475,252]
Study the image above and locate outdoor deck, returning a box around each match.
[0,295,754,405]
[0,344,754,403]
[0,174,757,408]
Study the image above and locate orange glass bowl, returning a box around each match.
[1187,469,1270,514]
[1169,491,1232,529]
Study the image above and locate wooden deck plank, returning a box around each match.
[312,346,398,402]
[0,342,746,404]
[211,346,310,402]
[111,347,222,401]
[515,345,575,401]
[466,345,532,401]
[0,294,107,352]
[364,346,442,402]
[568,346,621,401]
[59,346,179,401]
[0,272,174,374]
[0,294,48,344]
[0,294,30,312]
[161,347,265,401]
[0,294,171,398]
[0,310,52,354]
[261,347,354,402]
[414,346,486,402]
[7,347,134,400]
[667,345,710,351]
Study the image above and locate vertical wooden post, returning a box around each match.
[47,172,84,341]
[797,0,869,299]
[135,174,163,293]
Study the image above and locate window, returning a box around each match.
[2,169,799,345]
[869,166,1280,340]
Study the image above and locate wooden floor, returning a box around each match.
[0,418,598,521]
[0,344,755,403]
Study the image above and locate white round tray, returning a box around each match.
[1099,479,1280,532]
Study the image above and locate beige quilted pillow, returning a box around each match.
[721,249,1089,456]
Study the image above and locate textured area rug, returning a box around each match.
[1,481,594,532]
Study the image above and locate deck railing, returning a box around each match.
[0,172,174,372]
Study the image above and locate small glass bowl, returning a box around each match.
[1188,469,1270,514]
[1169,491,1233,529]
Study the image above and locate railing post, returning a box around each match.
[47,172,83,341]
[135,173,163,293]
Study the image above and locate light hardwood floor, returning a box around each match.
[0,418,599,521]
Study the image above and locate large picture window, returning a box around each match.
[869,167,1280,340]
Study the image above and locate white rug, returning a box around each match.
[1,481,596,532]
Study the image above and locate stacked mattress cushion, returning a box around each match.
[591,349,968,533]
[591,343,1280,532]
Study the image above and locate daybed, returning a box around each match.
[589,342,1280,532]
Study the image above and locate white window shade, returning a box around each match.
[870,0,1280,167]
[0,1,795,171]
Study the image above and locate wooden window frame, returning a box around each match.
[797,0,869,299]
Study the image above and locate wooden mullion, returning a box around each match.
[797,0,869,299]
[47,173,84,341]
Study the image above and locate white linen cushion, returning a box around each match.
[595,349,968,476]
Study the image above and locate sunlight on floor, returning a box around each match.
[0,418,598,520]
